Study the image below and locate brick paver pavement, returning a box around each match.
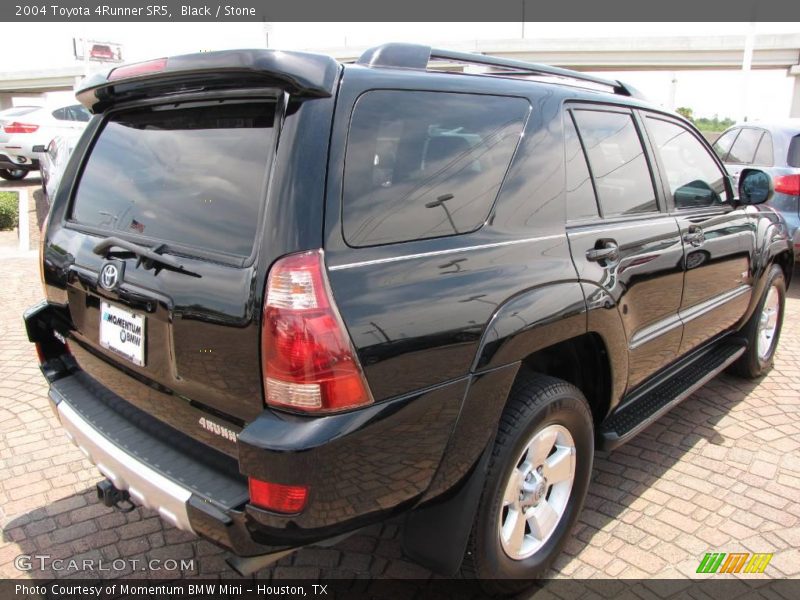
[1,245,798,582]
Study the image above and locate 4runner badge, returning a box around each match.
[198,417,238,442]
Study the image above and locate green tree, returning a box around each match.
[676,106,694,123]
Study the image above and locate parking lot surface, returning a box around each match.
[1,186,798,581]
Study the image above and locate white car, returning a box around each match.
[0,103,90,180]
[41,131,82,203]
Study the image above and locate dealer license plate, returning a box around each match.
[99,301,146,367]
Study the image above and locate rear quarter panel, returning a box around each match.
[323,66,581,401]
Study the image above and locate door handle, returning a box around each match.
[586,241,619,264]
[683,227,705,247]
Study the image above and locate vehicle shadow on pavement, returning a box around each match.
[552,262,800,578]
[2,264,798,584]
[32,187,48,231]
[2,488,424,581]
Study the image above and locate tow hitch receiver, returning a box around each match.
[96,479,136,513]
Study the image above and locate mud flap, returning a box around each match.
[400,442,492,576]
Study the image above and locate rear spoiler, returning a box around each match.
[75,49,341,113]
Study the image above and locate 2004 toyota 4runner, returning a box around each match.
[24,44,793,592]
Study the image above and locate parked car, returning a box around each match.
[0,106,41,180]
[24,45,793,593]
[40,132,82,203]
[713,120,800,259]
[0,103,90,180]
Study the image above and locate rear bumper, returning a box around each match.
[48,372,283,557]
[26,300,468,553]
[53,391,194,531]
[0,152,38,171]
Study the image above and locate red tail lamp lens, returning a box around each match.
[774,174,800,196]
[3,122,39,134]
[248,478,308,514]
[261,250,373,413]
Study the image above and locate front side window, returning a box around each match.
[712,129,739,161]
[572,109,657,217]
[342,90,529,246]
[646,117,727,210]
[71,100,277,257]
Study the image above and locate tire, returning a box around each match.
[0,168,28,181]
[461,372,594,594]
[729,264,786,379]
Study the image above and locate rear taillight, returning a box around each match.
[248,478,308,514]
[261,250,373,413]
[3,122,39,134]
[774,174,800,196]
[108,58,168,81]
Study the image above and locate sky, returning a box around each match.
[1,21,798,121]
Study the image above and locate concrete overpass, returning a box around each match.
[0,66,86,109]
[323,34,800,117]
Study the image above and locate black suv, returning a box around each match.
[24,44,793,590]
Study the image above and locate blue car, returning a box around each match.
[713,120,800,259]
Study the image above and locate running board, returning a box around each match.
[598,339,746,450]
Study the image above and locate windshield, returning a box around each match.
[71,99,277,257]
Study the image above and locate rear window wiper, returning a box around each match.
[93,237,201,278]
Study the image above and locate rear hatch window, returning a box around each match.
[70,100,276,258]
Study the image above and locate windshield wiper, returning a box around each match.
[93,237,201,278]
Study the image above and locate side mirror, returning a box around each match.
[738,168,773,205]
[32,145,46,153]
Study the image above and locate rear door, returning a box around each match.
[642,113,752,355]
[49,95,281,424]
[565,105,685,390]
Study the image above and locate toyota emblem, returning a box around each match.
[99,264,120,291]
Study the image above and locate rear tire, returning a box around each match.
[461,372,594,594]
[0,168,28,181]
[729,264,786,379]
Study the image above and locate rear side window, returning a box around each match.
[52,107,73,121]
[727,128,761,164]
[646,117,727,209]
[788,135,800,168]
[564,112,598,220]
[71,100,276,257]
[753,131,774,167]
[68,105,91,122]
[342,90,528,247]
[572,109,657,217]
[712,129,739,161]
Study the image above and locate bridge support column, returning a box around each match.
[0,93,14,109]
[790,65,800,118]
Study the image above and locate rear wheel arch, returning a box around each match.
[517,333,613,428]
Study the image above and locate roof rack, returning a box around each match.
[356,43,646,100]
